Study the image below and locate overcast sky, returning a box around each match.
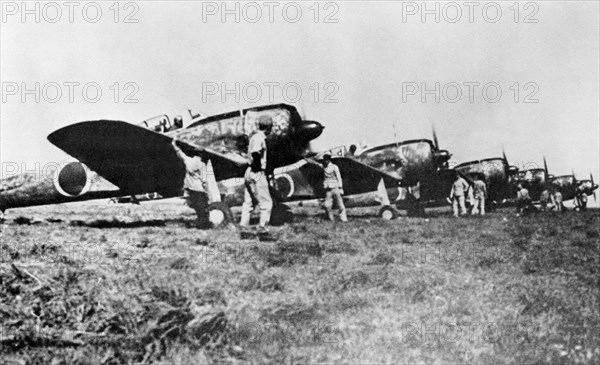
[1,1,598,203]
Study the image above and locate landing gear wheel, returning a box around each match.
[207,202,233,228]
[379,205,398,220]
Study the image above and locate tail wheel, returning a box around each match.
[207,202,233,228]
[379,205,398,220]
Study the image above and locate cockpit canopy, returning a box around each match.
[137,114,173,133]
[137,109,205,133]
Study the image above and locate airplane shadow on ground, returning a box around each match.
[9,216,184,228]
[69,218,192,228]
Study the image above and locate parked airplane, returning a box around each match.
[246,132,466,220]
[138,131,463,221]
[0,104,325,223]
[550,171,598,203]
[0,116,465,224]
[454,151,520,210]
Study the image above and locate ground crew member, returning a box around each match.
[240,116,274,235]
[539,187,551,212]
[171,139,210,228]
[552,186,563,212]
[471,175,487,216]
[321,153,348,222]
[449,173,469,217]
[575,183,588,211]
[516,183,534,215]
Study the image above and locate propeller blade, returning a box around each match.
[591,172,595,186]
[594,192,597,202]
[543,156,549,177]
[432,127,439,150]
[572,169,577,183]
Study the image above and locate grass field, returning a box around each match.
[1,200,599,364]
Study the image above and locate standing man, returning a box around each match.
[449,173,469,217]
[471,175,488,216]
[552,185,564,213]
[172,139,210,228]
[321,153,348,222]
[575,183,588,211]
[240,116,274,235]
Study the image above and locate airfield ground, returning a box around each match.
[0,200,599,364]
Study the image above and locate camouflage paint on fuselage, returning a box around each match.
[356,139,437,186]
[0,104,324,212]
[550,175,580,201]
[511,168,548,200]
[455,158,514,204]
[167,104,320,170]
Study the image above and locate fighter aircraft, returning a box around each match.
[502,157,598,208]
[509,157,555,202]
[549,171,598,204]
[454,151,520,210]
[0,104,325,223]
[111,128,469,220]
[253,132,464,219]
[2,102,469,225]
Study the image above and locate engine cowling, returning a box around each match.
[53,162,91,197]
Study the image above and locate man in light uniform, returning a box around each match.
[471,175,488,216]
[321,153,348,222]
[172,139,210,228]
[449,173,469,217]
[240,116,274,233]
[552,185,563,212]
[516,183,534,215]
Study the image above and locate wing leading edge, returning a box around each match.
[48,120,248,195]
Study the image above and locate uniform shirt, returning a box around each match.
[473,180,487,198]
[174,145,207,192]
[450,177,469,197]
[248,130,267,171]
[517,188,530,201]
[323,163,343,189]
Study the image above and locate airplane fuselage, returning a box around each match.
[455,157,518,205]
[0,104,323,212]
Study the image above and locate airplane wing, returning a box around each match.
[271,157,403,202]
[415,168,474,205]
[333,157,402,196]
[47,120,248,195]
